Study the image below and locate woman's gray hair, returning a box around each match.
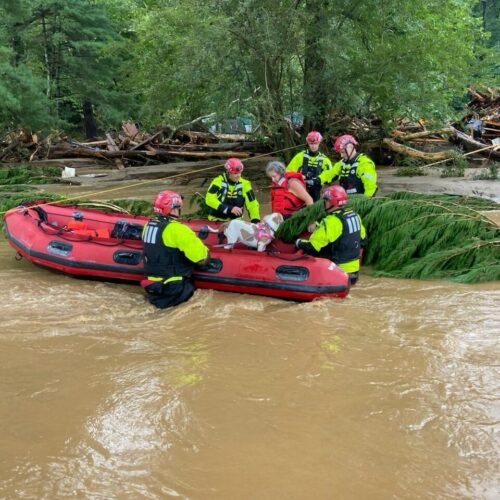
[266,160,286,176]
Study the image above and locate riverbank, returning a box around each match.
[9,160,498,205]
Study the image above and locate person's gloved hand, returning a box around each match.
[295,238,304,249]
[251,219,260,223]
[305,178,320,188]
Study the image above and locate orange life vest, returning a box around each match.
[66,220,110,238]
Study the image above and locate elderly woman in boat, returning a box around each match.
[266,160,314,219]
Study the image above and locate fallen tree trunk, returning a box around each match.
[143,149,250,160]
[158,141,269,152]
[381,138,448,162]
[393,127,454,142]
[451,127,500,160]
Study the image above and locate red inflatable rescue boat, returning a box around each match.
[3,202,350,301]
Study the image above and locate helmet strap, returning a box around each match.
[345,143,357,160]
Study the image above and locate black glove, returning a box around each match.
[305,178,320,188]
[295,238,304,249]
[251,219,260,223]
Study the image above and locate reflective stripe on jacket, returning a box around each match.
[205,173,260,221]
[309,209,366,273]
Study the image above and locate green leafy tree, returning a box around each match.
[117,0,495,142]
[0,1,53,129]
[0,0,133,134]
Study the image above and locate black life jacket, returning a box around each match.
[339,154,365,194]
[209,175,245,219]
[300,150,324,180]
[142,217,193,278]
[319,209,361,264]
[301,150,324,201]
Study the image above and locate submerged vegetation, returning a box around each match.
[352,193,499,283]
[395,157,427,177]
[0,165,61,185]
[473,163,499,180]
[440,150,469,178]
[277,192,499,284]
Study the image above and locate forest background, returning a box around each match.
[0,0,499,148]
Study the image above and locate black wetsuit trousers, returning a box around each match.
[145,278,195,309]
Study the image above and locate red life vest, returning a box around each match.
[270,172,306,215]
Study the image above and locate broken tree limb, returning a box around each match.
[169,113,217,139]
[106,133,125,170]
[450,127,500,160]
[0,139,22,161]
[393,127,454,142]
[105,133,119,152]
[380,138,448,162]
[423,142,500,169]
[129,127,171,151]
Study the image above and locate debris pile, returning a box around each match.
[0,122,272,169]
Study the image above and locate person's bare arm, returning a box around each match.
[288,179,314,205]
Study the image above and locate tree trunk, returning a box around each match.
[381,139,448,162]
[303,0,329,133]
[83,100,99,139]
[40,9,51,99]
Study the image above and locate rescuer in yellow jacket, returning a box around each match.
[286,131,333,201]
[295,185,366,285]
[323,134,377,197]
[205,158,260,222]
[141,190,209,309]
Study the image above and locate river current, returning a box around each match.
[0,236,498,499]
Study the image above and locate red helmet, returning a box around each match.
[323,185,348,210]
[306,131,323,145]
[225,158,244,174]
[153,190,183,216]
[333,134,358,153]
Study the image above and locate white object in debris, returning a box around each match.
[492,138,500,146]
[62,166,76,178]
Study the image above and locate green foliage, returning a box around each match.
[276,192,500,283]
[349,192,500,283]
[0,165,61,185]
[275,200,327,242]
[106,198,154,216]
[475,0,500,49]
[0,191,64,231]
[0,0,498,139]
[440,149,468,178]
[395,157,427,177]
[185,192,211,218]
[0,0,133,132]
[473,163,499,180]
[0,47,54,130]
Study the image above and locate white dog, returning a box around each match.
[207,212,284,252]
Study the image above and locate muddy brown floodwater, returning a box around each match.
[0,235,498,499]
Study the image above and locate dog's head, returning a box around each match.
[262,213,284,234]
